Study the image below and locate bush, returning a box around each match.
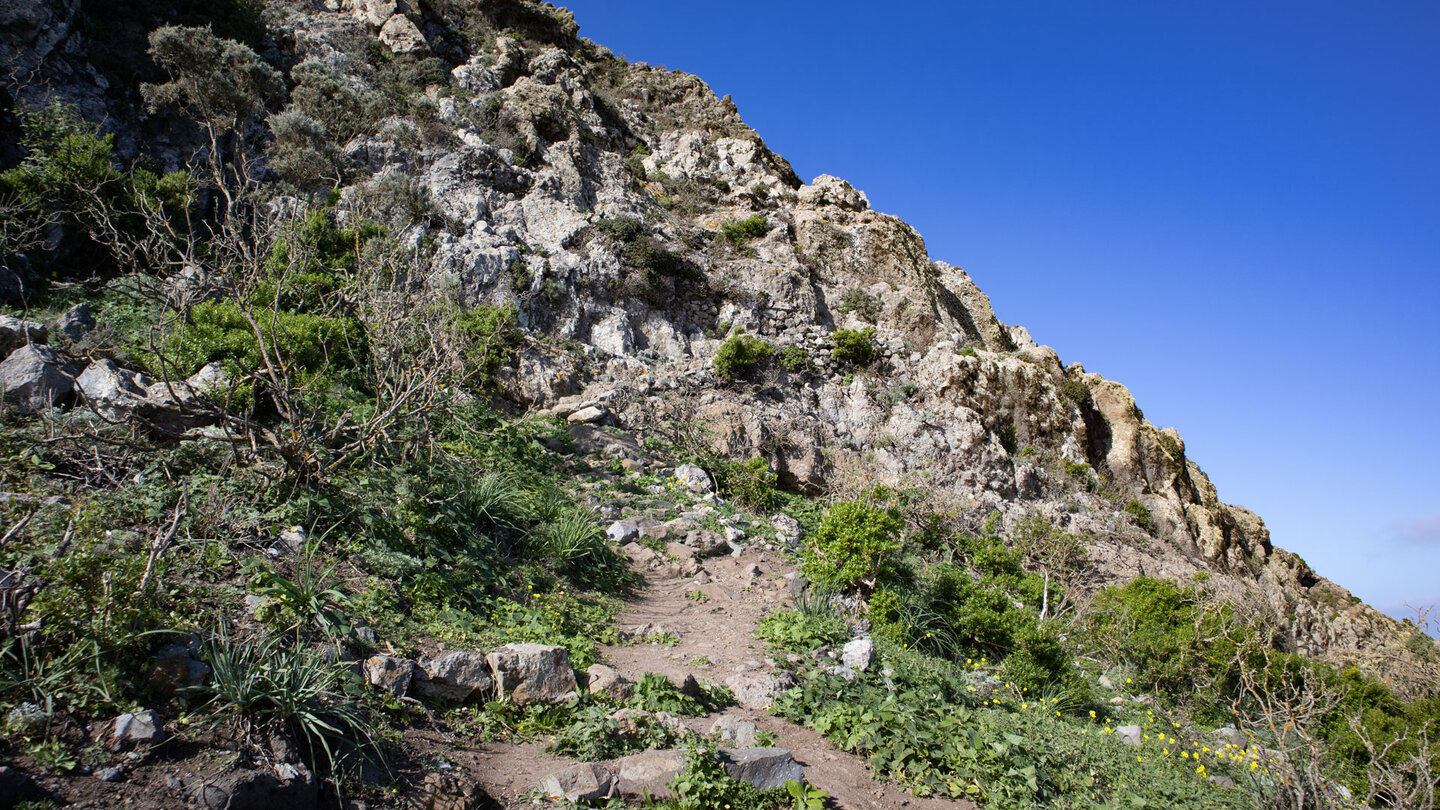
[802,501,903,594]
[836,288,881,322]
[831,327,877,366]
[777,345,811,374]
[718,214,769,247]
[595,216,691,287]
[715,456,776,510]
[1061,379,1092,408]
[712,331,774,381]
[1124,499,1152,529]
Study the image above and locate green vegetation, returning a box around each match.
[713,330,775,381]
[837,287,881,322]
[714,456,777,510]
[831,327,878,366]
[1124,498,1152,529]
[719,213,770,248]
[801,500,903,594]
[596,216,694,287]
[777,344,812,374]
[756,609,849,653]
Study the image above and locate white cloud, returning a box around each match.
[1387,513,1440,546]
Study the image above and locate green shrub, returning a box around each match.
[777,345,811,374]
[1061,379,1092,408]
[996,421,1018,454]
[718,213,769,247]
[713,331,774,381]
[831,327,877,366]
[668,746,785,810]
[802,501,903,594]
[628,672,732,717]
[715,456,776,509]
[547,704,689,760]
[836,288,881,322]
[1124,499,1152,529]
[595,216,691,287]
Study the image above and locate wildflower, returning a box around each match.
[1137,756,1143,762]
[1089,710,1097,719]
[1162,748,1169,755]
[1182,751,1189,759]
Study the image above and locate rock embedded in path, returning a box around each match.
[487,643,577,705]
[607,520,640,543]
[585,663,633,701]
[541,762,615,802]
[720,747,805,790]
[710,715,759,748]
[109,710,165,750]
[725,671,798,710]
[614,749,690,799]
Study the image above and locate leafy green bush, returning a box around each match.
[595,216,691,286]
[719,214,769,248]
[756,609,849,653]
[777,345,811,374]
[628,672,733,717]
[801,501,903,594]
[668,747,787,810]
[1124,498,1152,529]
[837,288,881,322]
[715,456,776,510]
[547,704,689,760]
[830,327,877,366]
[1061,379,1092,408]
[996,421,1018,454]
[713,331,774,381]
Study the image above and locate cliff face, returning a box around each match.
[2,0,1420,683]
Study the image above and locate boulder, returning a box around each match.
[349,0,396,26]
[192,765,317,810]
[52,302,94,342]
[365,654,417,697]
[76,359,150,414]
[0,315,45,357]
[724,671,798,710]
[109,710,165,749]
[486,643,577,705]
[541,762,615,803]
[720,747,804,790]
[683,529,728,557]
[614,749,690,799]
[584,663,632,701]
[378,14,426,54]
[567,405,607,424]
[403,771,488,810]
[413,651,491,702]
[607,520,640,543]
[673,463,714,493]
[709,715,759,748]
[0,344,75,412]
[841,638,874,671]
[1212,725,1247,750]
[771,513,803,545]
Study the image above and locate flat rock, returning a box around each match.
[607,520,640,543]
[486,643,576,705]
[110,710,165,749]
[541,762,614,802]
[709,715,759,748]
[378,13,427,54]
[614,749,690,799]
[683,529,728,557]
[720,747,804,790]
[192,765,317,810]
[584,663,632,701]
[1116,725,1142,746]
[725,671,798,710]
[567,404,607,424]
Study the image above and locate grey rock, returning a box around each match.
[5,702,47,736]
[584,663,632,701]
[683,529,728,557]
[110,710,164,749]
[568,404,607,424]
[710,716,760,748]
[607,520,640,544]
[378,14,426,54]
[413,651,490,702]
[191,765,317,810]
[1208,774,1237,790]
[541,762,615,802]
[720,747,804,790]
[0,765,36,804]
[771,514,803,545]
[0,315,45,357]
[1212,725,1247,750]
[725,671,798,710]
[365,654,417,697]
[614,748,690,799]
[0,343,76,412]
[787,575,810,596]
[53,302,94,342]
[1098,674,1115,690]
[1116,725,1142,747]
[825,664,858,681]
[673,463,714,493]
[841,638,874,671]
[723,524,746,542]
[76,359,150,414]
[487,643,577,705]
[96,766,124,782]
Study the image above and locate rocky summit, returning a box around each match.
[0,1,1435,809]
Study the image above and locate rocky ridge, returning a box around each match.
[1,0,1424,688]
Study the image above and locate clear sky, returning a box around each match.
[566,1,1440,625]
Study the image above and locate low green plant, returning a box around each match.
[777,345,811,374]
[756,609,849,653]
[628,672,732,717]
[830,327,877,366]
[547,704,689,760]
[716,456,776,510]
[719,214,769,248]
[1124,498,1153,529]
[667,746,786,810]
[836,288,881,322]
[713,331,775,381]
[1061,379,1093,408]
[244,545,350,639]
[785,779,829,810]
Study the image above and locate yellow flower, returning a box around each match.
[1182,751,1190,759]
[1162,748,1169,755]
[1089,710,1097,719]
[1137,756,1143,762]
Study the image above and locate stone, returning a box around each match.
[1208,774,1237,790]
[5,702,46,736]
[1098,674,1115,690]
[607,707,687,735]
[673,463,714,493]
[378,14,427,54]
[684,530,728,557]
[110,710,165,749]
[541,762,615,802]
[787,575,811,597]
[1212,725,1247,750]
[192,765,317,810]
[145,637,211,696]
[0,766,37,805]
[365,654,417,697]
[52,302,94,342]
[771,514,803,545]
[723,524,746,542]
[95,766,124,782]
[720,747,804,790]
[350,0,396,26]
[709,715,759,748]
[666,542,696,560]
[403,770,487,810]
[413,651,490,702]
[1116,725,1142,747]
[76,359,150,414]
[568,405,607,424]
[0,315,45,357]
[725,671,798,710]
[486,643,577,705]
[614,749,690,799]
[0,343,76,412]
[584,663,632,701]
[841,638,874,671]
[607,520,640,543]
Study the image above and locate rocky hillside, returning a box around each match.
[2,1,1437,808]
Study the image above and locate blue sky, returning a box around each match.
[567,2,1440,624]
